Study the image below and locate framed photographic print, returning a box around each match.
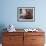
[17,7,35,22]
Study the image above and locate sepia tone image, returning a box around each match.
[17,7,35,22]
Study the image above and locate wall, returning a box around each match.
[0,0,46,30]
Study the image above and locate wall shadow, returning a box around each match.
[0,24,7,43]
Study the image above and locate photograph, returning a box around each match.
[17,7,35,22]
